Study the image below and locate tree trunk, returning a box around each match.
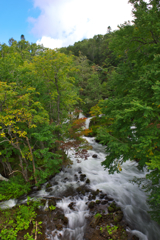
[6,160,13,175]
[18,155,28,182]
[55,75,61,124]
[26,138,37,185]
[0,157,7,176]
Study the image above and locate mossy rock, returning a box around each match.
[108,206,115,212]
[40,199,46,206]
[96,189,100,194]
[76,186,85,195]
[113,214,123,223]
[56,211,65,220]
[63,216,68,224]
[80,174,86,181]
[88,201,95,209]
[101,200,108,205]
[86,178,90,184]
[117,210,123,215]
[48,199,56,207]
[46,182,52,188]
[108,202,118,212]
[100,193,107,199]
[91,195,96,200]
[110,202,116,208]
[68,202,75,210]
[116,206,121,211]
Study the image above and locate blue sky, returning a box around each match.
[0,0,134,49]
[0,0,40,44]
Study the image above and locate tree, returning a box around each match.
[31,49,79,124]
[20,34,25,40]
[107,26,112,34]
[96,0,160,223]
[71,53,102,115]
[0,48,66,186]
[0,81,50,183]
[8,38,16,46]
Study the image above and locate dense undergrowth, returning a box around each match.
[0,198,41,240]
[0,176,31,201]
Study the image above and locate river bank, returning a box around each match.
[0,182,139,240]
[1,134,160,239]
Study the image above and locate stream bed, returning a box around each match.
[1,136,160,240]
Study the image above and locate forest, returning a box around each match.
[0,0,160,238]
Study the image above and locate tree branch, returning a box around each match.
[9,170,22,175]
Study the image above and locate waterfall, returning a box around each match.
[84,117,92,129]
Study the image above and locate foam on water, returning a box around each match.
[1,118,160,240]
[0,199,17,209]
[43,135,160,240]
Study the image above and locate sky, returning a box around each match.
[0,0,134,49]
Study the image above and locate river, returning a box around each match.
[1,118,160,240]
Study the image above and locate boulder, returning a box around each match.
[48,199,56,207]
[86,178,90,184]
[68,202,75,210]
[108,206,115,212]
[46,187,53,193]
[63,177,69,182]
[76,186,86,195]
[88,195,93,200]
[80,174,86,181]
[63,216,68,224]
[101,200,108,205]
[99,193,107,199]
[56,211,65,220]
[92,154,98,158]
[40,199,46,206]
[132,236,139,240]
[113,213,123,223]
[107,196,114,201]
[74,174,78,181]
[46,182,52,188]
[88,201,95,209]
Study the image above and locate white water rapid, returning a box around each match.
[41,118,160,240]
[1,118,160,240]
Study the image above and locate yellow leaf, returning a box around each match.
[0,133,5,137]
[118,163,122,171]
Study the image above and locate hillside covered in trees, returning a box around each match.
[0,0,160,236]
[60,0,160,224]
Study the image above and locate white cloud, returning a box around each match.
[28,0,134,49]
[36,36,63,49]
